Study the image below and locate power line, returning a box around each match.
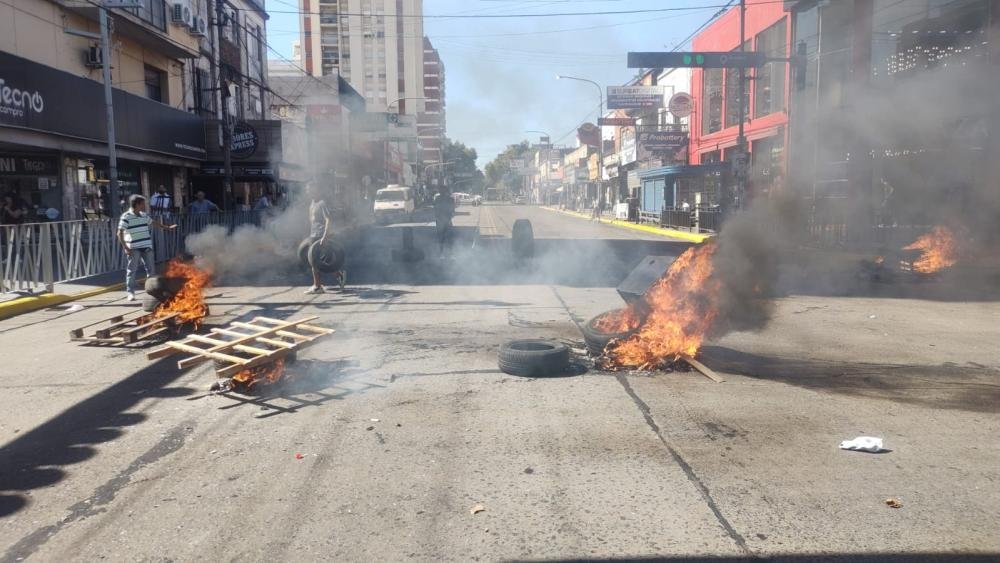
[257,1,787,18]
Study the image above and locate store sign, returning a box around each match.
[231,122,259,159]
[606,86,666,110]
[0,155,57,175]
[0,51,205,160]
[639,130,689,162]
[668,92,693,118]
[598,117,636,127]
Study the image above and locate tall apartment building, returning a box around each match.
[300,0,424,115]
[418,36,445,165]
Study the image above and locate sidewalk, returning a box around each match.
[541,206,713,243]
[0,270,129,320]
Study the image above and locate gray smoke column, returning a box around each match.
[185,196,311,284]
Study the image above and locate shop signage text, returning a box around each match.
[0,155,57,175]
[231,122,259,159]
[606,86,666,110]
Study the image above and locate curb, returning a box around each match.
[541,207,713,243]
[0,282,125,321]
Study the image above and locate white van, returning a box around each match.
[374,185,414,223]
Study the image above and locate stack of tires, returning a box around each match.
[581,309,642,357]
[298,237,346,273]
[142,276,187,312]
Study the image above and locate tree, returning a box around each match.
[484,141,533,197]
[441,138,485,194]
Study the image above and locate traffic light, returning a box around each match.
[628,51,766,69]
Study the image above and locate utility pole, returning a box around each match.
[65,2,135,219]
[214,0,233,210]
[736,0,748,209]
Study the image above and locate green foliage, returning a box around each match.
[441,138,486,194]
[484,141,533,194]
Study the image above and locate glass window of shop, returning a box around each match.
[702,68,724,134]
[755,18,787,118]
[0,155,62,223]
[751,134,786,198]
[78,161,143,217]
[788,4,819,192]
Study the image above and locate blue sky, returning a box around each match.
[265,0,726,164]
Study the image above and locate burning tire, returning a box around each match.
[297,238,314,267]
[308,240,346,273]
[582,309,641,356]
[144,275,186,302]
[498,339,569,377]
[141,294,161,313]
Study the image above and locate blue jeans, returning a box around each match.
[126,247,155,292]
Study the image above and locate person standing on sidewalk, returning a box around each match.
[433,186,455,257]
[117,195,176,301]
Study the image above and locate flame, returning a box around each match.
[154,259,211,328]
[605,243,720,369]
[232,358,286,389]
[592,307,641,333]
[903,226,958,274]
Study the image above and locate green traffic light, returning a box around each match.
[683,54,692,65]
[695,54,705,65]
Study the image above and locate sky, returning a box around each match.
[265,0,730,165]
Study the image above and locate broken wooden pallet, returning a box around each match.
[146,315,334,377]
[70,310,181,345]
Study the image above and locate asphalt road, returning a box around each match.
[1,204,998,562]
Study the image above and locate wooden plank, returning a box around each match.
[186,334,231,346]
[171,343,248,367]
[234,344,274,356]
[681,355,724,383]
[211,327,257,338]
[215,348,294,378]
[253,336,295,348]
[253,315,318,326]
[119,312,179,340]
[230,322,272,333]
[297,323,335,335]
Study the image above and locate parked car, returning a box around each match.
[374,185,415,223]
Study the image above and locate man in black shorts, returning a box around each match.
[303,182,345,294]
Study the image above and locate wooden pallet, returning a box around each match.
[146,315,334,377]
[70,310,181,345]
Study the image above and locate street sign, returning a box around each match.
[668,92,693,118]
[606,86,666,109]
[730,150,750,178]
[628,51,767,69]
[598,117,637,127]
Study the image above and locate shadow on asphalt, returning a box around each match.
[533,555,1000,562]
[701,345,1000,413]
[0,355,197,518]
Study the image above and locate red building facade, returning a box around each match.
[690,2,791,198]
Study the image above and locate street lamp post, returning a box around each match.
[384,97,427,187]
[557,75,604,211]
[525,130,551,204]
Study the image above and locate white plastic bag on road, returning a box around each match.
[839,436,886,453]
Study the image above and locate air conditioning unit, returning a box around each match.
[171,2,193,27]
[190,16,207,36]
[85,45,103,68]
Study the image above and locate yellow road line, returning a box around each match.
[0,282,125,321]
[540,207,713,243]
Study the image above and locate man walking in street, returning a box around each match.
[303,181,345,294]
[117,195,176,301]
[433,186,455,257]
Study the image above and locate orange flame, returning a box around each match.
[605,243,719,369]
[592,307,642,333]
[232,358,286,389]
[903,226,958,274]
[154,259,211,328]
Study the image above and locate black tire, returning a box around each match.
[144,276,185,302]
[297,238,314,267]
[308,240,346,273]
[582,310,639,356]
[498,339,569,377]
[141,294,161,312]
[511,219,535,258]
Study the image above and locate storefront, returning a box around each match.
[786,0,995,238]
[198,120,308,210]
[638,163,728,213]
[0,51,206,221]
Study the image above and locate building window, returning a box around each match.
[725,40,751,128]
[125,0,166,31]
[144,65,166,103]
[195,68,213,112]
[755,18,787,118]
[702,68,723,134]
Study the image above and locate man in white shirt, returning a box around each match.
[150,186,172,219]
[117,195,177,301]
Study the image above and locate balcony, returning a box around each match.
[61,0,200,59]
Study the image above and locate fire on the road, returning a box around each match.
[605,243,720,369]
[232,358,287,389]
[154,259,212,328]
[904,225,959,274]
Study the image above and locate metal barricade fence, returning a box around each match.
[1,211,262,295]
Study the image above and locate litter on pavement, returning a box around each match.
[839,436,886,453]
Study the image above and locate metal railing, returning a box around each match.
[1,211,262,295]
